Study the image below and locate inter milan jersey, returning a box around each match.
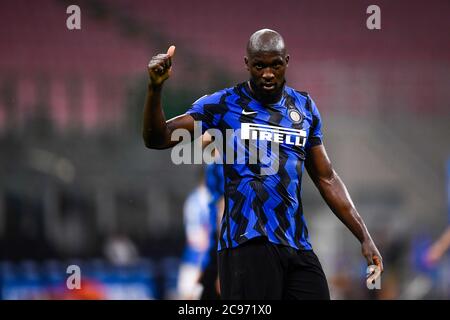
[187,82,323,251]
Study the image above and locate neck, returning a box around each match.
[247,80,284,105]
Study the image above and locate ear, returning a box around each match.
[244,56,249,71]
[285,55,290,67]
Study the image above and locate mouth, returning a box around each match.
[261,83,276,91]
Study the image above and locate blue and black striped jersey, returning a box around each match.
[187,82,323,251]
[202,162,225,269]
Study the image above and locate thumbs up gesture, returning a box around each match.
[148,45,176,87]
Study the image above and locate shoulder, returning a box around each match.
[192,86,234,106]
[285,86,316,112]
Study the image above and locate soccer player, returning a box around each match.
[143,29,383,299]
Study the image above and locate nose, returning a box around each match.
[262,69,275,81]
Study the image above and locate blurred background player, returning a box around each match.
[177,170,211,300]
[199,155,224,300]
[176,168,211,299]
[177,133,224,300]
[425,158,450,267]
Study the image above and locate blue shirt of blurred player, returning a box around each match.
[177,181,211,298]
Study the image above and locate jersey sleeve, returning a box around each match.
[205,163,224,201]
[305,96,323,149]
[186,92,224,134]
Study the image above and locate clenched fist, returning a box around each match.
[148,45,176,87]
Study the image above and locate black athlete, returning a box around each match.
[143,29,383,299]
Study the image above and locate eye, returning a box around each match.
[272,62,282,70]
[255,64,264,70]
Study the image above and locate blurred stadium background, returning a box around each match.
[0,0,449,299]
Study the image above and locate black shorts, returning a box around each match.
[218,237,330,300]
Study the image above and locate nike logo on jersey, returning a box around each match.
[242,109,258,115]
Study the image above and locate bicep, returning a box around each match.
[167,113,196,133]
[158,113,196,149]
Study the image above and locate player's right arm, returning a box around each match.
[143,45,196,149]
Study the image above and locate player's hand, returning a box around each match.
[362,239,383,282]
[148,45,176,88]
